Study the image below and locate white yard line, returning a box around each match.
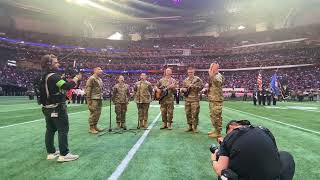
[108,112,161,180]
[0,110,88,129]
[224,107,320,135]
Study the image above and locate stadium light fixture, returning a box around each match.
[238,25,246,30]
[108,32,123,40]
[75,0,89,6]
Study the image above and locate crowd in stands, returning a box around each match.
[1,64,319,97]
[0,31,319,97]
[0,39,319,71]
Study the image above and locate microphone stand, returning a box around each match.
[98,76,146,137]
[98,74,122,136]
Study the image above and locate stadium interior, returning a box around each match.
[0,0,319,180]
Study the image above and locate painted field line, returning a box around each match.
[108,112,161,180]
[224,107,320,135]
[0,110,88,129]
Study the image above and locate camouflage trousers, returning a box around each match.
[209,101,223,133]
[160,100,174,123]
[185,101,200,125]
[115,103,128,123]
[137,103,150,124]
[88,99,102,127]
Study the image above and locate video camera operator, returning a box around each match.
[38,54,82,162]
[210,120,295,180]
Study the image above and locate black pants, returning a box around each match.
[72,94,76,103]
[273,98,277,105]
[267,96,271,105]
[258,94,262,105]
[42,104,69,156]
[217,151,295,180]
[81,96,85,104]
[262,96,266,105]
[77,95,81,104]
[243,95,247,101]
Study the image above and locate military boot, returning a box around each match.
[208,129,215,135]
[116,123,121,129]
[167,123,173,130]
[139,121,144,129]
[192,124,199,133]
[185,124,193,132]
[160,122,167,130]
[144,121,148,128]
[94,125,104,132]
[122,123,127,130]
[89,126,98,134]
[208,130,222,138]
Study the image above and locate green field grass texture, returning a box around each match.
[0,96,319,180]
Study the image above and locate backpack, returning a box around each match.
[34,73,54,106]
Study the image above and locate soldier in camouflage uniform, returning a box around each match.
[112,75,130,130]
[208,63,224,138]
[134,73,153,129]
[85,67,104,134]
[181,67,204,133]
[156,68,178,130]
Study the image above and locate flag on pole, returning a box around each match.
[270,73,279,96]
[257,73,263,91]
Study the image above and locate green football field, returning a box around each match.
[0,96,319,180]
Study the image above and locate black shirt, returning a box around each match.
[219,126,281,180]
[45,72,76,105]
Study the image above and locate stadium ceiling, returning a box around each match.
[1,0,319,38]
[1,0,319,24]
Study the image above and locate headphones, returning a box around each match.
[47,54,57,66]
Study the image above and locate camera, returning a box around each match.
[64,66,80,79]
[63,66,82,88]
[209,144,220,160]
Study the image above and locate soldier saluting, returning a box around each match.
[208,63,224,139]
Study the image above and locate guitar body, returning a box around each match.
[159,89,168,102]
[154,90,161,100]
[154,88,169,102]
[184,87,191,97]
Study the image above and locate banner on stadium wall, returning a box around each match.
[196,64,314,72]
[182,49,191,56]
[223,88,245,92]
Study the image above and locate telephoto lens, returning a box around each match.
[209,144,219,154]
[209,144,220,160]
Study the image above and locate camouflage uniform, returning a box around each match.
[85,75,103,130]
[156,77,178,128]
[208,72,224,137]
[134,80,153,128]
[112,83,130,127]
[183,76,204,130]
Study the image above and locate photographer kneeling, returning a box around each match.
[211,120,295,180]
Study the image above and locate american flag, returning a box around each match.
[257,73,263,91]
